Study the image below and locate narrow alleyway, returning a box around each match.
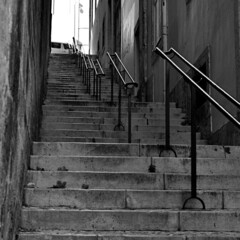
[17,54,240,239]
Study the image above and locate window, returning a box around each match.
[51,42,61,48]
[152,0,162,47]
[63,44,70,49]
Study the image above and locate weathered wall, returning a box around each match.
[0,1,51,239]
[167,0,238,134]
[121,0,139,82]
[90,0,112,67]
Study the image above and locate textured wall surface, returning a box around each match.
[0,1,51,239]
[168,0,238,133]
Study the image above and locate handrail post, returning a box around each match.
[83,63,85,84]
[93,69,96,97]
[90,59,96,97]
[160,60,176,157]
[128,89,132,143]
[96,75,99,100]
[191,85,197,199]
[118,79,122,127]
[110,62,114,105]
[165,63,170,148]
[87,68,89,93]
[80,54,82,75]
[88,69,91,94]
[114,75,124,131]
[99,76,102,101]
[86,67,89,93]
[183,84,205,209]
[83,56,86,85]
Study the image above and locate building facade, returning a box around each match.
[89,0,240,145]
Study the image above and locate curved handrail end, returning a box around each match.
[126,82,138,89]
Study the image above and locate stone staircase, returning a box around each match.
[19,54,240,239]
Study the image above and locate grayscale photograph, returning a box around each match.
[1,0,240,239]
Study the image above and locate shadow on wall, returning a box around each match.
[0,1,52,239]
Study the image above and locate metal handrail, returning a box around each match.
[96,59,105,76]
[166,48,240,109]
[90,58,105,100]
[106,52,138,143]
[87,56,93,69]
[107,52,138,88]
[82,55,93,94]
[79,52,84,75]
[90,59,98,75]
[155,46,240,210]
[90,58,98,99]
[82,54,88,85]
[156,47,240,128]
[107,52,127,85]
[114,52,136,84]
[82,54,88,69]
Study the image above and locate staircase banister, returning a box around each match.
[82,55,88,69]
[96,59,105,76]
[87,56,93,69]
[106,52,127,85]
[126,82,138,89]
[154,47,240,129]
[114,52,136,85]
[165,47,240,109]
[90,59,98,75]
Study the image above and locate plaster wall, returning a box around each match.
[0,1,51,239]
[121,0,139,82]
[167,0,238,132]
[90,0,111,67]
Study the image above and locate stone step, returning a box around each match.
[47,83,117,88]
[47,81,82,84]
[41,122,191,132]
[45,96,129,101]
[45,96,96,101]
[20,208,178,231]
[47,77,80,81]
[26,171,240,190]
[46,81,117,86]
[32,142,236,158]
[42,110,185,119]
[43,100,176,108]
[26,171,163,190]
[40,129,200,140]
[47,74,79,78]
[18,231,240,240]
[24,189,225,210]
[20,208,240,232]
[42,105,182,114]
[29,156,240,175]
[42,116,184,126]
[42,98,172,107]
[45,97,130,102]
[46,89,118,95]
[46,86,87,91]
[46,82,117,87]
[48,71,78,74]
[40,136,206,144]
[45,90,130,95]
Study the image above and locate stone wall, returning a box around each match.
[167,0,238,135]
[0,1,51,240]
